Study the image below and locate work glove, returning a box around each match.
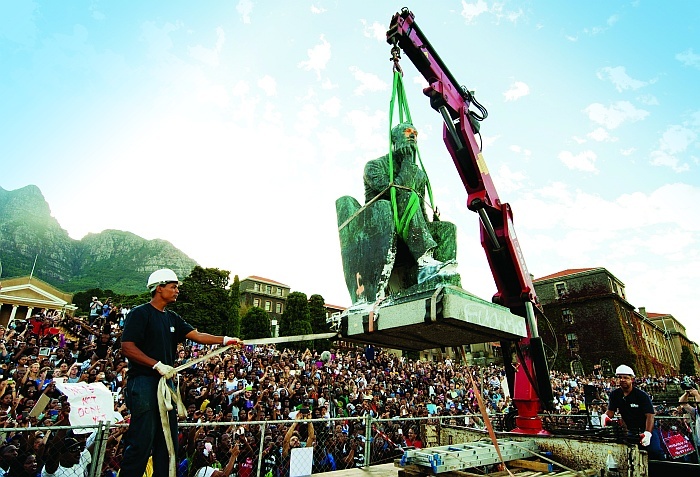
[152,361,176,379]
[640,431,652,446]
[223,336,241,346]
[600,414,612,427]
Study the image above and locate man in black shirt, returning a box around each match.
[120,268,240,477]
[602,364,664,460]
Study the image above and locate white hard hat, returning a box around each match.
[147,268,180,291]
[615,364,635,377]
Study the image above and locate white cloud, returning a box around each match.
[320,97,342,117]
[503,81,530,102]
[584,101,649,129]
[188,27,225,66]
[298,35,331,79]
[496,163,527,193]
[196,84,229,107]
[345,109,387,157]
[597,66,648,92]
[558,150,598,172]
[349,66,387,95]
[460,0,489,23]
[361,20,386,41]
[257,75,277,96]
[236,0,253,24]
[620,147,636,156]
[231,80,250,96]
[588,127,617,142]
[412,74,429,88]
[572,136,586,145]
[676,48,700,69]
[310,5,326,14]
[649,125,695,172]
[296,103,320,136]
[509,144,532,160]
[321,78,338,90]
[637,94,659,106]
[505,9,524,24]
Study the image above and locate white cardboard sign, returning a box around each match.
[55,382,113,433]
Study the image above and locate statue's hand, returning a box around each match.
[394,143,416,160]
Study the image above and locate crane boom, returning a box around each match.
[387,7,554,434]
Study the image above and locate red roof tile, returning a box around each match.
[533,268,598,282]
[244,275,290,287]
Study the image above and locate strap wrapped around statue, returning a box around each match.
[336,72,460,308]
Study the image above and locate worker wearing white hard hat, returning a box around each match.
[120,268,242,477]
[601,364,665,459]
[146,268,181,294]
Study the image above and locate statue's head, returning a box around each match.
[391,122,418,149]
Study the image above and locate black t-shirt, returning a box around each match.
[607,386,655,433]
[121,303,195,377]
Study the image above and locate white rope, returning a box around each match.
[157,343,237,477]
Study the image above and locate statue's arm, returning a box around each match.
[364,158,390,197]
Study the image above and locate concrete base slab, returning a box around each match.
[336,285,526,350]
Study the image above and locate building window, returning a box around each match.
[265,301,271,311]
[253,298,260,307]
[266,285,272,294]
[566,333,578,351]
[555,282,568,299]
[276,303,282,313]
[562,308,574,324]
[277,288,283,296]
[254,283,260,291]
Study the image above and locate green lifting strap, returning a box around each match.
[388,71,437,240]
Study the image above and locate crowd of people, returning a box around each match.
[0,304,697,477]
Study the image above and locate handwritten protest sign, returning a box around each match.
[661,430,695,459]
[55,382,113,434]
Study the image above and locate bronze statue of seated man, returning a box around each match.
[336,122,460,305]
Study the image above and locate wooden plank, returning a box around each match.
[509,460,553,472]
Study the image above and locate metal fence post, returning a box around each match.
[90,421,110,477]
[364,414,372,468]
[256,421,266,477]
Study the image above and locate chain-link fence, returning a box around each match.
[1,412,695,477]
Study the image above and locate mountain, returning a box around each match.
[0,185,198,294]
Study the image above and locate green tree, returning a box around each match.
[241,307,271,340]
[279,291,312,350]
[169,266,232,336]
[308,294,332,351]
[679,345,696,376]
[228,275,241,338]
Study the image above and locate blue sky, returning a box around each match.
[1,1,699,342]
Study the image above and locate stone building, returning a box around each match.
[645,309,700,373]
[239,276,290,337]
[0,275,77,326]
[533,268,678,376]
[239,275,347,338]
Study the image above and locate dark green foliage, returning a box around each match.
[279,291,312,350]
[241,307,271,340]
[72,288,144,314]
[680,346,696,376]
[308,294,332,351]
[169,266,232,336]
[228,275,241,338]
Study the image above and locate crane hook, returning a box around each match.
[390,44,403,75]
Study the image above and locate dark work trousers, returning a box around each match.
[629,428,665,460]
[120,375,178,477]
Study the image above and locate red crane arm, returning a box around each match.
[387,8,537,313]
[387,8,555,432]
